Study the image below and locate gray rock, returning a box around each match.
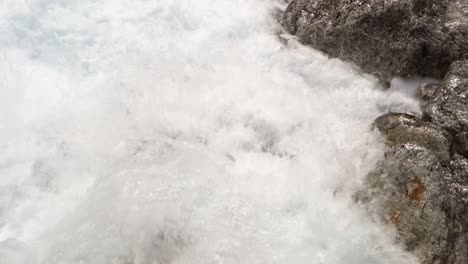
[374,113,452,162]
[445,158,468,264]
[281,0,468,81]
[358,145,449,263]
[357,144,468,263]
[455,132,468,158]
[281,1,468,261]
[424,100,468,134]
[365,60,468,262]
[420,60,468,134]
[417,83,441,109]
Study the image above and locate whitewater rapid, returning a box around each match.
[1,0,423,263]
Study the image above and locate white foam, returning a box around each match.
[0,0,420,263]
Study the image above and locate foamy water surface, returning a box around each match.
[0,0,422,263]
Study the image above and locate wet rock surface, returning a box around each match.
[455,132,468,158]
[281,0,468,81]
[421,60,468,134]
[357,145,451,263]
[374,113,452,162]
[281,1,468,262]
[359,61,468,263]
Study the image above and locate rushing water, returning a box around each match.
[0,0,423,263]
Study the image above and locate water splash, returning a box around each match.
[0,0,420,263]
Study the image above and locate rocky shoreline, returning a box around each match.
[281,1,468,263]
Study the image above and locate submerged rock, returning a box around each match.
[281,0,468,81]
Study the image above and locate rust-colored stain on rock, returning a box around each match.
[407,177,426,204]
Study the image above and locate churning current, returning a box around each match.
[1,0,423,263]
